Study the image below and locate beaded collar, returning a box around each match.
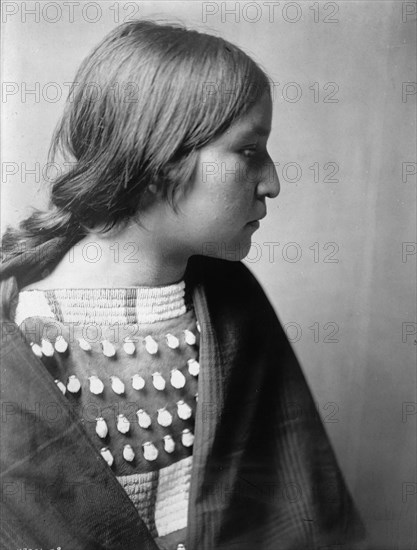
[15,281,188,326]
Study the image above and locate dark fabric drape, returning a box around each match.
[0,238,366,549]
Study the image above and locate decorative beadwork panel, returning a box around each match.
[20,312,200,477]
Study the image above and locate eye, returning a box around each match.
[240,147,258,159]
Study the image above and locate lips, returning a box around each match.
[248,212,267,224]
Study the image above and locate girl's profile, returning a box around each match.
[1,20,366,550]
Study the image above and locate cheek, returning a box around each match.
[192,152,255,221]
[211,167,254,205]
[205,190,249,226]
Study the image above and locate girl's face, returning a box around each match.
[144,93,280,262]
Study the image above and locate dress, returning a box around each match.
[13,282,199,550]
[0,236,367,550]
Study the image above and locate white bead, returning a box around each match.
[95,417,108,438]
[41,338,54,357]
[101,340,116,358]
[67,375,81,393]
[196,321,201,333]
[117,414,130,434]
[110,375,125,395]
[170,369,186,389]
[123,339,136,355]
[144,335,158,355]
[177,400,192,420]
[78,338,91,352]
[89,375,104,395]
[123,444,135,462]
[181,429,194,448]
[54,335,68,353]
[132,374,145,390]
[136,409,151,429]
[31,342,43,358]
[54,379,66,395]
[195,392,198,402]
[183,329,196,346]
[187,358,200,377]
[177,545,186,550]
[157,408,173,427]
[152,372,165,391]
[100,447,114,467]
[163,435,175,454]
[166,333,179,349]
[143,441,158,461]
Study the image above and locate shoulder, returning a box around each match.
[0,236,76,289]
[186,255,277,322]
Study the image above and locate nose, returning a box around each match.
[256,156,280,199]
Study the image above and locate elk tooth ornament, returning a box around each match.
[78,338,92,352]
[100,447,114,467]
[152,372,165,391]
[67,375,81,394]
[54,379,66,395]
[132,374,145,390]
[170,368,186,389]
[166,333,179,349]
[117,414,130,434]
[157,408,173,427]
[89,375,104,395]
[123,338,136,355]
[181,429,194,448]
[143,441,158,461]
[187,358,200,377]
[95,417,108,439]
[177,400,192,420]
[101,340,116,358]
[144,335,158,355]
[136,409,152,429]
[30,342,43,358]
[123,444,135,462]
[196,321,201,333]
[110,375,125,395]
[163,435,175,454]
[183,329,196,346]
[54,335,68,353]
[41,338,54,357]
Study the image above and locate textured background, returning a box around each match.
[1,1,416,548]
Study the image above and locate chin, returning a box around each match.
[238,243,254,261]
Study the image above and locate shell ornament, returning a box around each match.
[144,335,158,355]
[157,408,173,427]
[170,369,186,389]
[54,335,68,353]
[132,374,145,390]
[95,417,108,439]
[143,442,158,461]
[187,358,200,377]
[136,409,152,429]
[89,375,104,395]
[67,375,81,394]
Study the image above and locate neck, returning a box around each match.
[36,220,190,289]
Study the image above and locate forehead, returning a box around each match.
[224,93,273,141]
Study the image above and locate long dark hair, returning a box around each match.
[2,19,270,259]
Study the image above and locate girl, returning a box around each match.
[0,20,365,550]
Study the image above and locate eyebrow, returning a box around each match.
[236,125,272,140]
